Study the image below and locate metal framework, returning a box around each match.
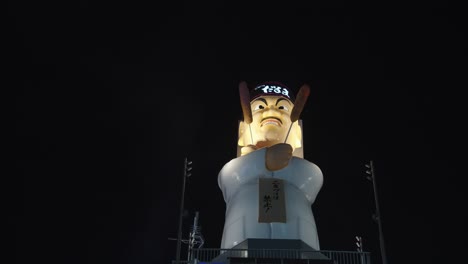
[173,248,371,264]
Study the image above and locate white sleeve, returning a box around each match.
[218,148,267,203]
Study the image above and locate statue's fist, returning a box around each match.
[265,143,293,171]
[240,145,257,156]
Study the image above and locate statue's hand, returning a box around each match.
[265,143,293,171]
[241,145,257,156]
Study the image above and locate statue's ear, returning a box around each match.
[237,120,247,146]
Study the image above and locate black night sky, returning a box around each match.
[12,2,465,264]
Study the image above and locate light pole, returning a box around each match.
[355,235,363,252]
[176,157,192,264]
[365,160,388,264]
[355,236,366,264]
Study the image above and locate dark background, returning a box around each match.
[11,2,465,264]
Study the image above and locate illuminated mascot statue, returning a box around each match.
[218,81,323,251]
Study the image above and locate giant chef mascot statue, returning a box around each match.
[218,81,324,250]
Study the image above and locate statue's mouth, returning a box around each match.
[261,117,282,127]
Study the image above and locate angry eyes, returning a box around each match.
[253,104,290,112]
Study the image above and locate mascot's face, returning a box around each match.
[248,95,296,148]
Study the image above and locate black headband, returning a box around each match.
[250,82,295,103]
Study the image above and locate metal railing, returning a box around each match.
[174,248,371,264]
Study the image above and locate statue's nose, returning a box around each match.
[263,106,281,117]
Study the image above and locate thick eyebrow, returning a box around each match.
[252,98,268,105]
[276,98,292,106]
[252,98,292,107]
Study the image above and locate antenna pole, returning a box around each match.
[366,160,388,264]
[176,158,192,264]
